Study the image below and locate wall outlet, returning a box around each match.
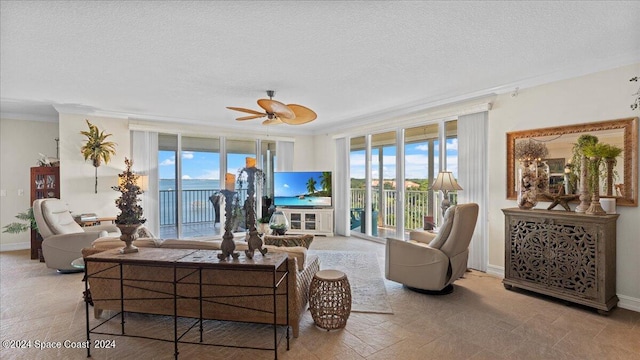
[0,189,6,197]
[18,189,24,196]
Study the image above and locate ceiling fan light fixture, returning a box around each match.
[227,90,317,126]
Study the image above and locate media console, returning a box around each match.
[277,208,334,237]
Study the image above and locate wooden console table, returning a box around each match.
[84,248,290,359]
[502,208,619,314]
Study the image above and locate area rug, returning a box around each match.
[309,250,393,314]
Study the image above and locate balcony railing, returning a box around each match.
[350,188,433,231]
[159,188,438,235]
[159,189,248,226]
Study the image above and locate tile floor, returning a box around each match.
[1,236,639,359]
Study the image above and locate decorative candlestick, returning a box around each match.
[575,155,590,213]
[242,166,267,259]
[218,189,240,260]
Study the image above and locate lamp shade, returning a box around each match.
[431,171,463,191]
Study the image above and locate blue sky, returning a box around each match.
[159,151,251,180]
[350,138,458,179]
[159,137,458,181]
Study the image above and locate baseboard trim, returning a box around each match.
[0,242,30,252]
[486,264,504,278]
[484,264,639,313]
[618,294,640,313]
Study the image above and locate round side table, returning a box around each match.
[309,269,352,330]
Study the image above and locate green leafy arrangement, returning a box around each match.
[2,208,37,234]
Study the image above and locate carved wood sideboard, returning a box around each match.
[502,208,619,313]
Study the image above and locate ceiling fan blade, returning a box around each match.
[226,107,265,116]
[257,99,295,120]
[236,114,266,121]
[262,118,283,126]
[284,104,317,125]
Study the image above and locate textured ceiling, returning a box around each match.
[1,1,639,135]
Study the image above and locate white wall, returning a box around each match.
[0,118,59,251]
[313,134,336,172]
[488,63,640,308]
[58,113,130,218]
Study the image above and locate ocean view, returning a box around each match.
[159,179,223,226]
[160,179,221,191]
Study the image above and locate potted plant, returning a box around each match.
[582,143,607,215]
[570,134,599,213]
[269,210,289,236]
[2,208,37,234]
[80,120,117,193]
[113,158,145,253]
[257,215,271,235]
[599,143,623,196]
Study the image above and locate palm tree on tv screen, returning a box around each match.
[321,172,331,195]
[306,177,317,195]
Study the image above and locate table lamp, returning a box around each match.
[431,171,463,217]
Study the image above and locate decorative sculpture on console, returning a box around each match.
[239,159,267,259]
[218,189,240,260]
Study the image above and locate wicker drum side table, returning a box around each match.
[309,269,352,330]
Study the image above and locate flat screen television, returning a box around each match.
[273,171,332,208]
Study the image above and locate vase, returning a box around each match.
[517,160,538,209]
[117,223,141,254]
[269,210,289,235]
[257,222,270,235]
[537,161,550,194]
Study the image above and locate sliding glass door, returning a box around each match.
[348,119,459,239]
[371,131,397,238]
[404,124,439,233]
[158,134,221,239]
[180,136,220,238]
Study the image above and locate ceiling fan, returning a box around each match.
[227,90,317,125]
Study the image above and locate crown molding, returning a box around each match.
[52,105,315,137]
[0,111,58,123]
[321,57,640,137]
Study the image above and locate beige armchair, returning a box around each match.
[385,203,479,294]
[33,199,120,272]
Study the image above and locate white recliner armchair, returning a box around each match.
[385,203,479,294]
[33,199,121,272]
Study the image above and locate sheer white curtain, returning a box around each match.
[131,130,159,237]
[334,138,349,235]
[275,141,294,171]
[457,112,488,271]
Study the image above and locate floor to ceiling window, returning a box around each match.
[349,136,367,235]
[404,124,439,233]
[180,136,221,238]
[260,140,276,219]
[348,119,458,240]
[158,134,221,239]
[158,134,179,237]
[371,131,397,238]
[225,139,257,232]
[444,120,459,209]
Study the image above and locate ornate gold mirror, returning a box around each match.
[506,117,638,207]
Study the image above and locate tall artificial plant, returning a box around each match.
[570,134,599,179]
[114,158,146,225]
[80,119,117,193]
[582,143,608,196]
[599,143,623,196]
